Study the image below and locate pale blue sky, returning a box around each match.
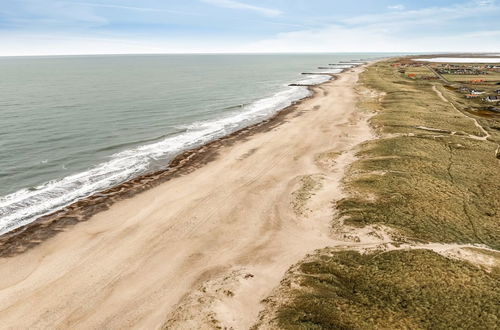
[1,0,499,55]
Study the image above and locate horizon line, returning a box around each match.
[1,51,487,58]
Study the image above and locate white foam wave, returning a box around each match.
[296,75,331,85]
[0,78,327,235]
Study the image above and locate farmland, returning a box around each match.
[442,72,500,83]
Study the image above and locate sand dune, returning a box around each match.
[0,65,373,329]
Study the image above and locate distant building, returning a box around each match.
[466,94,480,99]
[470,90,485,95]
[484,96,499,102]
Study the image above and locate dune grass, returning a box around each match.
[291,175,323,216]
[442,72,500,82]
[269,249,500,330]
[255,60,500,329]
[338,61,500,248]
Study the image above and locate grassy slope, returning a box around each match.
[443,72,500,82]
[255,61,500,329]
[339,61,500,248]
[272,250,499,330]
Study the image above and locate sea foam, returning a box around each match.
[0,69,342,235]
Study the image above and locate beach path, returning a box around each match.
[0,66,372,329]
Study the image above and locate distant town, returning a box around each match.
[392,60,500,113]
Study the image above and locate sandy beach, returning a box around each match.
[0,65,374,329]
[3,1,499,327]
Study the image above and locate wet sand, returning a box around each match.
[0,65,374,329]
[0,76,336,258]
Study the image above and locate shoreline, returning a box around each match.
[0,63,371,329]
[2,56,497,330]
[0,71,348,257]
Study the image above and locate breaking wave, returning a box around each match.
[0,69,342,235]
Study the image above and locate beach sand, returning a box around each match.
[0,65,374,329]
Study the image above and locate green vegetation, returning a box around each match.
[269,249,500,330]
[256,60,500,330]
[438,85,500,143]
[404,66,437,79]
[442,72,500,83]
[291,175,323,216]
[338,61,500,248]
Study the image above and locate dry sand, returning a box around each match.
[0,65,375,329]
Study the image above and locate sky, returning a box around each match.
[0,0,499,55]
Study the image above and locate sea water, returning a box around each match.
[0,53,396,234]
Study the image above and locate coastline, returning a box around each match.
[253,57,500,329]
[1,55,497,330]
[0,72,346,257]
[0,63,372,328]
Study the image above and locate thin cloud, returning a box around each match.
[388,4,405,10]
[239,1,500,53]
[201,0,282,17]
[240,23,500,53]
[474,0,496,6]
[71,2,199,16]
[343,1,499,26]
[462,29,500,37]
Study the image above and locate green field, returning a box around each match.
[442,72,500,83]
[404,66,436,78]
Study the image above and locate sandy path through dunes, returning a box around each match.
[432,85,490,140]
[0,66,373,329]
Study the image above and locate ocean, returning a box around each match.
[0,53,395,234]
